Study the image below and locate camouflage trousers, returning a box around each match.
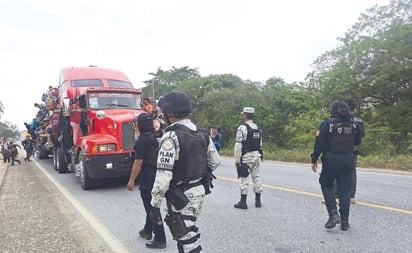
[169,184,205,253]
[239,152,263,195]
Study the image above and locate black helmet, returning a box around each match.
[331,100,350,119]
[135,113,153,133]
[158,91,191,114]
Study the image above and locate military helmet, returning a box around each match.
[158,91,191,114]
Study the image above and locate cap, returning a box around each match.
[241,107,255,114]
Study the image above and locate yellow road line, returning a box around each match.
[217,175,412,215]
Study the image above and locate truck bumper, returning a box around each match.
[83,153,133,179]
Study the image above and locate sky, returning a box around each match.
[0,0,390,131]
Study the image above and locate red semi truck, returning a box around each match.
[54,66,144,190]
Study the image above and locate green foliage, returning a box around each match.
[137,1,412,171]
[358,154,412,171]
[0,121,21,140]
[141,66,201,100]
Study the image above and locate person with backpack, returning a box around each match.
[234,107,264,209]
[127,113,167,249]
[311,100,363,231]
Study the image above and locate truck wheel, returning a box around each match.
[57,147,68,173]
[53,148,58,171]
[79,151,95,190]
[38,145,49,159]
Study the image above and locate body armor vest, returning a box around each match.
[326,119,356,153]
[141,132,159,167]
[166,124,209,184]
[242,123,262,153]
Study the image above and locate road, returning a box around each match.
[34,156,412,253]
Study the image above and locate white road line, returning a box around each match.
[34,160,130,253]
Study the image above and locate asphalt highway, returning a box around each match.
[2,155,412,253]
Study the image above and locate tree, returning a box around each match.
[307,0,412,153]
[0,121,20,140]
[141,66,201,100]
[175,74,254,147]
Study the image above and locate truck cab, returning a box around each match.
[55,66,143,190]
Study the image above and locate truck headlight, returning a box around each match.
[94,144,116,152]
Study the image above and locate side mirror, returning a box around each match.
[62,98,70,116]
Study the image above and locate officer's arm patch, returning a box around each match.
[157,138,176,170]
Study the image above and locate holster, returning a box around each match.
[165,188,189,210]
[238,163,250,178]
[164,212,187,239]
[202,171,216,195]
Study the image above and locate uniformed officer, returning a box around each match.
[127,113,166,249]
[234,107,263,209]
[331,99,365,204]
[311,100,362,231]
[149,91,220,253]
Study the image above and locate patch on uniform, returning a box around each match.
[157,138,175,170]
[316,130,320,137]
[161,138,174,151]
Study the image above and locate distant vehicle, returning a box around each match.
[53,66,144,190]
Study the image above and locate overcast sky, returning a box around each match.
[0,0,390,131]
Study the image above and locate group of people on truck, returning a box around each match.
[21,85,61,160]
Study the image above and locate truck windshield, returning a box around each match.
[72,79,103,87]
[72,79,132,88]
[107,80,133,88]
[88,92,141,110]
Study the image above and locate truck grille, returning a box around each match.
[122,122,135,151]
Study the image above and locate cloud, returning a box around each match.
[0,0,390,130]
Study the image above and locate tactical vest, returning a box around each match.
[165,124,209,184]
[242,123,262,153]
[141,132,159,167]
[326,119,356,153]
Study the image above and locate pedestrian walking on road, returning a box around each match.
[234,107,264,209]
[1,137,11,163]
[331,99,365,204]
[22,134,36,162]
[8,141,22,165]
[150,91,220,253]
[311,100,362,231]
[127,113,167,249]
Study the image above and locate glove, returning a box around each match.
[149,207,161,224]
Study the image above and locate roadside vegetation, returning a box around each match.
[1,0,411,171]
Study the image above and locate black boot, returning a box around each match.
[341,219,350,231]
[139,229,152,240]
[234,194,248,209]
[17,159,21,164]
[255,193,262,208]
[325,209,341,229]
